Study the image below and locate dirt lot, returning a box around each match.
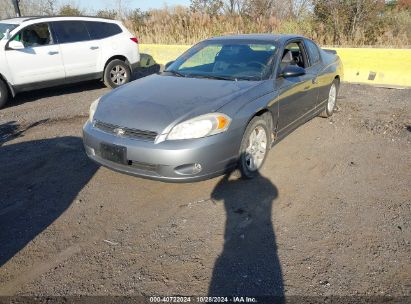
[0,78,410,299]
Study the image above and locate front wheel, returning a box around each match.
[0,80,9,109]
[320,79,339,118]
[237,116,271,179]
[103,59,131,89]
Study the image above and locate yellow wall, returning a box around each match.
[328,48,411,88]
[139,44,411,88]
[139,44,190,67]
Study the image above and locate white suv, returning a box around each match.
[0,16,140,108]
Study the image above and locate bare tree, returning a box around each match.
[224,0,236,13]
[0,0,16,19]
[291,0,312,17]
[241,0,294,18]
[313,0,386,45]
[12,0,57,16]
[190,0,224,15]
[102,0,131,20]
[58,4,83,16]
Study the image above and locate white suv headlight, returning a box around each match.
[89,98,101,122]
[167,113,231,140]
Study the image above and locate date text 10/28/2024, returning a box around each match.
[149,296,258,303]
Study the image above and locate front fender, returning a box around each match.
[220,90,279,143]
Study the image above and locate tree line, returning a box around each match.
[1,0,410,47]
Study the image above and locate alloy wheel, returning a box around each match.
[327,83,337,113]
[110,65,127,85]
[245,126,267,171]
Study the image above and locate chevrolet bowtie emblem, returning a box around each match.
[113,128,125,136]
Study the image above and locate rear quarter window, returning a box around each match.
[52,21,90,43]
[85,21,122,40]
[305,40,321,65]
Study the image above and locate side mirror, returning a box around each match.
[4,29,11,39]
[8,40,24,50]
[280,65,305,78]
[165,61,175,70]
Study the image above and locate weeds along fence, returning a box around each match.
[124,8,411,48]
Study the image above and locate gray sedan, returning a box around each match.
[83,34,343,182]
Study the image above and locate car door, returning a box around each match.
[276,40,318,133]
[5,22,65,86]
[305,39,333,108]
[304,39,323,107]
[51,21,101,79]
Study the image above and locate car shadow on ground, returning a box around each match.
[0,134,98,267]
[8,81,107,109]
[4,66,161,109]
[209,170,284,299]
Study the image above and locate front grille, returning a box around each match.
[94,120,158,142]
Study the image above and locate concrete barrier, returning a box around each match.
[328,48,411,88]
[139,44,411,88]
[139,44,190,67]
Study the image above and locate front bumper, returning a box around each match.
[82,121,242,182]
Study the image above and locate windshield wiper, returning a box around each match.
[165,70,186,77]
[188,74,238,81]
[235,75,262,81]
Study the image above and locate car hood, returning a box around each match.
[94,74,260,134]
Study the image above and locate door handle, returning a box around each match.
[48,51,59,55]
[90,46,99,50]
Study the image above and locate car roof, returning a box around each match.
[208,34,305,43]
[0,15,118,25]
[0,17,32,24]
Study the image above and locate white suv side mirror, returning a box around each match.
[8,40,24,50]
[4,29,11,39]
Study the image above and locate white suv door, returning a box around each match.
[51,21,101,78]
[5,22,65,85]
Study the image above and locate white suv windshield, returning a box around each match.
[0,23,18,39]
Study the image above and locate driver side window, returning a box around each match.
[15,23,53,48]
[280,41,308,71]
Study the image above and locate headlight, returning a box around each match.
[89,98,100,122]
[167,113,231,140]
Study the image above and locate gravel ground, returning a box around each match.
[0,78,410,299]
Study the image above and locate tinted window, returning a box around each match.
[305,40,320,65]
[85,21,122,40]
[14,23,53,47]
[52,21,90,43]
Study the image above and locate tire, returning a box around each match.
[103,59,131,89]
[237,115,271,179]
[320,79,339,118]
[0,80,9,109]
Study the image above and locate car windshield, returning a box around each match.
[0,23,18,39]
[165,40,278,81]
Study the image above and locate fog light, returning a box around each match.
[85,146,95,156]
[174,163,203,175]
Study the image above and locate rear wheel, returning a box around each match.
[320,79,339,118]
[0,80,9,109]
[103,59,131,89]
[237,115,271,179]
